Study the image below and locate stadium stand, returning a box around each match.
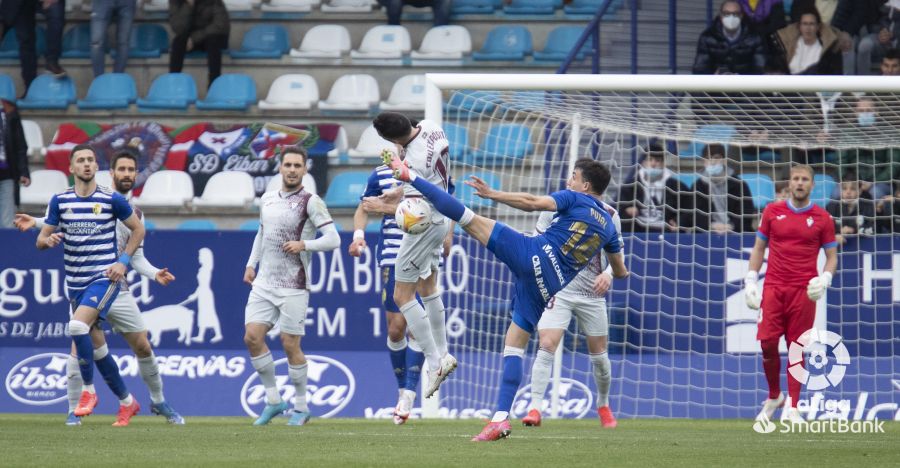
[18,76,76,110]
[379,74,426,111]
[472,25,533,61]
[229,25,291,59]
[318,74,380,111]
[347,124,394,158]
[258,74,319,110]
[21,120,46,159]
[196,74,258,111]
[61,24,91,59]
[410,25,472,61]
[289,24,352,59]
[324,171,370,209]
[128,24,169,58]
[739,173,776,211]
[136,73,198,110]
[350,25,412,60]
[133,171,197,209]
[19,170,68,205]
[77,73,138,110]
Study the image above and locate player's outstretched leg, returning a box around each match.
[522,348,553,427]
[591,352,616,428]
[382,150,474,227]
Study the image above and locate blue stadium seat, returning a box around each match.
[196,74,257,111]
[445,90,498,113]
[324,172,370,209]
[18,76,76,109]
[0,73,15,102]
[77,73,137,109]
[444,123,471,159]
[472,26,532,61]
[739,173,775,210]
[457,171,499,209]
[468,124,533,165]
[178,219,217,230]
[365,220,381,232]
[137,73,197,110]
[451,0,501,14]
[504,0,556,15]
[0,27,46,59]
[811,174,837,208]
[681,124,736,158]
[533,26,591,62]
[565,0,623,15]
[239,219,261,231]
[62,24,91,58]
[143,219,156,230]
[673,173,699,189]
[129,23,169,58]
[229,25,290,59]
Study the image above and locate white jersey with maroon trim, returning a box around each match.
[401,120,450,198]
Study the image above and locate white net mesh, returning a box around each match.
[436,79,899,420]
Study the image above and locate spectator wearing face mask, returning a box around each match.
[693,0,767,74]
[827,178,876,244]
[837,97,900,201]
[618,151,691,232]
[693,144,757,233]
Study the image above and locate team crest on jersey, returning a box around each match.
[92,203,101,215]
[290,202,298,210]
[776,215,786,220]
[807,216,814,227]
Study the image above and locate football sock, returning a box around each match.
[399,300,440,371]
[761,339,781,399]
[410,177,474,226]
[495,346,525,415]
[250,352,282,405]
[69,320,94,385]
[66,355,82,412]
[787,361,803,409]
[138,354,165,404]
[94,344,129,400]
[529,348,554,411]
[388,337,408,389]
[405,337,425,391]
[119,394,134,406]
[289,363,309,412]
[591,352,611,407]
[422,292,448,356]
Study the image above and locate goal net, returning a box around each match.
[429,74,899,421]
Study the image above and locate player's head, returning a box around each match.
[788,164,814,203]
[69,144,98,184]
[569,158,611,196]
[279,145,307,191]
[372,112,414,145]
[111,149,138,194]
[797,9,821,44]
[840,179,860,202]
[882,48,900,76]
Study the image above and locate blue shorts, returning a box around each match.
[486,222,560,334]
[381,266,401,312]
[69,279,120,321]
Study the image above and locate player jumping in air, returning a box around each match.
[383,153,628,441]
[16,149,183,427]
[243,146,340,426]
[372,112,457,399]
[743,164,838,423]
[521,200,623,429]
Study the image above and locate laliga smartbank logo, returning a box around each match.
[788,328,849,391]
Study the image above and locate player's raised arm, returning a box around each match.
[465,175,557,212]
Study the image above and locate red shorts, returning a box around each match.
[756,284,816,343]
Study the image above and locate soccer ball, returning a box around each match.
[395,198,432,235]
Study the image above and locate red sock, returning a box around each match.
[787,358,804,408]
[761,339,781,399]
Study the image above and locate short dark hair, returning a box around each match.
[705,144,726,159]
[70,144,96,161]
[797,7,822,25]
[884,48,900,62]
[574,158,612,195]
[643,150,666,162]
[372,112,412,141]
[280,145,307,163]
[111,149,138,170]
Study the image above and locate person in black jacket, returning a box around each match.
[0,99,29,228]
[775,7,844,74]
[693,144,757,233]
[791,0,882,74]
[618,151,691,232]
[169,0,230,87]
[693,0,767,74]
[827,178,876,244]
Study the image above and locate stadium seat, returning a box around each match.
[20,169,68,205]
[193,171,256,207]
[0,27,46,59]
[261,0,318,13]
[504,0,556,15]
[739,173,775,210]
[320,0,376,11]
[61,23,91,58]
[0,73,14,101]
[470,124,534,164]
[143,219,156,230]
[239,219,261,231]
[350,25,411,60]
[445,90,498,114]
[95,170,113,188]
[265,172,318,195]
[472,26,532,61]
[318,74,380,111]
[324,172,370,209]
[224,0,254,13]
[533,26,591,62]
[457,171,499,209]
[128,24,169,58]
[411,26,472,61]
[178,219,218,230]
[137,73,197,110]
[133,170,195,208]
[258,74,319,110]
[365,220,381,232]
[811,174,837,208]
[681,124,736,158]
[66,0,82,12]
[673,173,700,189]
[196,74,257,111]
[444,123,471,159]
[143,0,168,11]
[379,74,426,111]
[77,73,138,110]
[22,120,46,158]
[565,0,623,15]
[347,124,393,157]
[451,0,500,14]
[289,25,351,59]
[230,25,290,59]
[18,76,76,109]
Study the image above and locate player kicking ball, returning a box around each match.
[521,201,623,429]
[243,146,340,426]
[383,153,628,441]
[743,164,837,423]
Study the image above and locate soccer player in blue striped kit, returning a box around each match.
[383,152,628,441]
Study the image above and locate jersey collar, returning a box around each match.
[787,199,814,213]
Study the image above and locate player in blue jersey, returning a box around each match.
[36,144,146,422]
[383,153,628,441]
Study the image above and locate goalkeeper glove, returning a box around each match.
[807,271,833,301]
[744,271,761,310]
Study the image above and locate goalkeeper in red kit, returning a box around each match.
[743,165,838,423]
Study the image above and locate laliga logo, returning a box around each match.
[240,355,355,418]
[788,328,850,391]
[510,378,594,419]
[5,352,70,406]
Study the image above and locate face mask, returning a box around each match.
[642,167,663,179]
[705,163,725,176]
[858,112,876,127]
[721,14,741,30]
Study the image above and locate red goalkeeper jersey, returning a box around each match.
[757,200,837,287]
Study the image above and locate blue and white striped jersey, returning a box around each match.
[362,165,404,267]
[44,186,133,291]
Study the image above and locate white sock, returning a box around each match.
[529,348,554,412]
[491,411,509,423]
[422,292,448,357]
[138,354,165,404]
[84,384,96,394]
[458,208,475,227]
[387,336,407,351]
[591,352,612,407]
[407,336,422,352]
[399,300,440,371]
[250,352,282,405]
[288,363,309,412]
[119,393,134,406]
[66,355,82,413]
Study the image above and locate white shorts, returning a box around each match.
[244,286,309,336]
[394,217,449,283]
[537,293,608,337]
[106,289,147,334]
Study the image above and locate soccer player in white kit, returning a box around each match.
[521,201,623,429]
[372,112,457,398]
[16,149,182,426]
[242,146,340,426]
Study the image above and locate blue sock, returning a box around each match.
[389,347,407,389]
[95,354,129,400]
[404,347,425,391]
[496,354,523,413]
[72,335,95,385]
[411,177,466,222]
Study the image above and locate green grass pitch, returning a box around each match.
[2,415,896,467]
